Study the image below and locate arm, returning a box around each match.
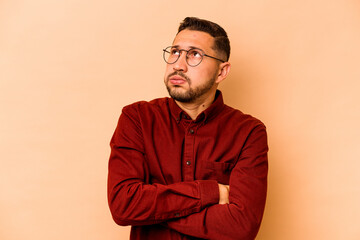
[107,106,219,226]
[162,125,268,240]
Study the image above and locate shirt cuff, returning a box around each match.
[197,180,219,208]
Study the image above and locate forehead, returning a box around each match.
[172,29,215,52]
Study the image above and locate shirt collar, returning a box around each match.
[169,90,225,124]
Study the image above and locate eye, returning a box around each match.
[170,48,180,56]
[188,49,202,58]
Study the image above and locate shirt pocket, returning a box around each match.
[204,161,234,185]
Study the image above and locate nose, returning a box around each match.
[172,51,188,72]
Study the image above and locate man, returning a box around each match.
[108,17,268,240]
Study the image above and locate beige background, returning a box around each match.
[1,0,360,239]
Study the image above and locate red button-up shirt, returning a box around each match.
[108,91,268,240]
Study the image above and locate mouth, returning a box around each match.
[169,75,187,85]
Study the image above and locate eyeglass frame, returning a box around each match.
[163,46,226,67]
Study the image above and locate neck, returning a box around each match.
[175,90,217,120]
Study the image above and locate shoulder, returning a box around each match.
[222,104,265,126]
[221,104,266,130]
[121,97,170,117]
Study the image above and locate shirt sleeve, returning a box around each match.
[162,124,268,240]
[107,105,219,226]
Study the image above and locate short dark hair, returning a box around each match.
[177,17,230,61]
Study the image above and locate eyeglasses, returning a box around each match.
[163,46,225,67]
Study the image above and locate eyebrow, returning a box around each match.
[171,45,203,51]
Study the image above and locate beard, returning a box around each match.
[165,71,217,103]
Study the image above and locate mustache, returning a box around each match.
[167,71,191,83]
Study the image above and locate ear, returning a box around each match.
[215,62,231,84]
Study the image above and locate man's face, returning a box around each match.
[164,29,222,103]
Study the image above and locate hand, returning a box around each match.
[218,184,229,204]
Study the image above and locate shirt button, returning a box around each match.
[175,213,180,217]
[189,129,194,134]
[186,161,191,166]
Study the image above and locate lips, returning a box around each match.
[169,76,186,85]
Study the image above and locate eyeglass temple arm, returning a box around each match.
[204,54,226,63]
